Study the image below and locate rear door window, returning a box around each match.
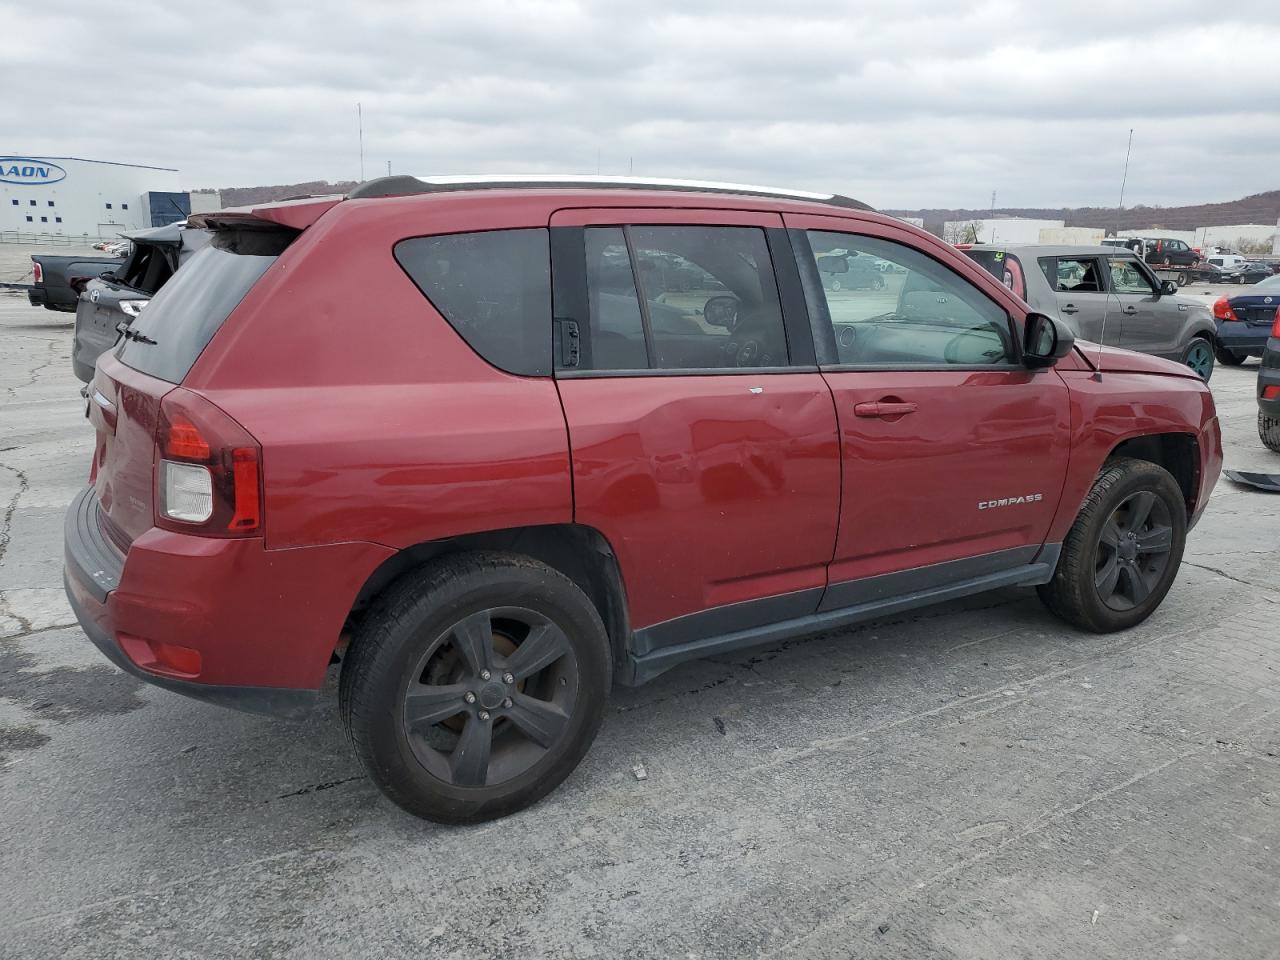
[1042,257,1104,293]
[580,225,788,371]
[395,228,551,377]
[114,231,289,383]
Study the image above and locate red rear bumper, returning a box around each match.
[64,487,393,717]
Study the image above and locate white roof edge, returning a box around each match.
[410,173,837,201]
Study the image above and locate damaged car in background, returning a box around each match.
[72,221,210,383]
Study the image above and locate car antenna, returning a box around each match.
[1095,293,1108,382]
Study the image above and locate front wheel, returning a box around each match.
[340,552,611,823]
[1181,338,1214,380]
[1038,458,1187,633]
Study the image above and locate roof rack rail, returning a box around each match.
[346,174,873,211]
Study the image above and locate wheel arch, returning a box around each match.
[1106,432,1201,518]
[339,523,632,678]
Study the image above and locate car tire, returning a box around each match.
[830,279,842,292]
[1214,344,1247,366]
[1260,412,1280,453]
[1181,337,1214,380]
[1176,271,1189,287]
[340,551,612,823]
[1037,458,1187,633]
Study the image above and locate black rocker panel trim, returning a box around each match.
[623,545,1062,686]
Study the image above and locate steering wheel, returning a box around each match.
[723,332,783,367]
[943,325,1006,365]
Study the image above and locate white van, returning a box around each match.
[1208,254,1246,271]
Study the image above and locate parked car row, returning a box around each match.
[62,174,1224,823]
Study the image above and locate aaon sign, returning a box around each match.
[0,158,67,186]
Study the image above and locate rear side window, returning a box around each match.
[114,231,288,383]
[395,228,551,377]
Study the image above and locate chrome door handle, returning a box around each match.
[1061,304,1079,315]
[1120,306,1138,315]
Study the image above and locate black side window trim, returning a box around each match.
[767,227,816,367]
[792,227,1023,370]
[550,222,819,377]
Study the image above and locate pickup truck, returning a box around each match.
[28,251,127,312]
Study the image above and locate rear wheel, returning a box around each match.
[340,552,611,823]
[1260,411,1280,453]
[1181,338,1214,380]
[1038,458,1186,633]
[1214,343,1247,366]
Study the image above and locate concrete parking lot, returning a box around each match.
[1,246,1277,960]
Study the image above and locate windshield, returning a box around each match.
[114,234,286,383]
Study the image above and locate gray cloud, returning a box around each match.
[3,0,1277,208]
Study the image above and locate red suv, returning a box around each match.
[65,176,1222,822]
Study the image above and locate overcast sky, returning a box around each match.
[3,0,1277,209]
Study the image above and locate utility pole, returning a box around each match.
[357,103,365,182]
[387,160,391,176]
[1118,128,1134,211]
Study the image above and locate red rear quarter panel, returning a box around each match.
[185,196,573,551]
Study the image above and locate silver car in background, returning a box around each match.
[961,244,1218,379]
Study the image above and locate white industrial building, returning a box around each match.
[0,155,188,240]
[941,217,1066,245]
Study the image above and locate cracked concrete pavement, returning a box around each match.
[1,244,1278,959]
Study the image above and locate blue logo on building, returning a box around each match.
[0,158,67,185]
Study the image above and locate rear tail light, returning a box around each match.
[31,259,42,283]
[1263,386,1280,400]
[1213,297,1240,321]
[155,389,262,537]
[1272,306,1280,338]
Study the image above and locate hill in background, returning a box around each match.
[886,190,1280,235]
[196,182,1280,236]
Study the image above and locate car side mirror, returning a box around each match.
[703,295,740,330]
[1022,312,1074,369]
[1157,280,1177,297]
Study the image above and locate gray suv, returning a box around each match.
[962,244,1217,379]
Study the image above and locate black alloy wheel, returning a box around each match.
[401,606,578,788]
[1093,491,1175,612]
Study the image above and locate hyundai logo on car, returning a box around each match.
[0,158,67,185]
